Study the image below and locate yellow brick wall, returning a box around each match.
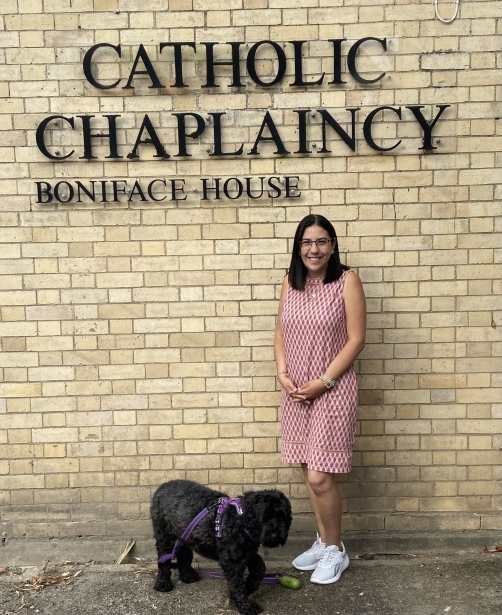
[0,0,501,536]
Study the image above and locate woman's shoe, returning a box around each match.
[292,533,327,571]
[310,543,349,584]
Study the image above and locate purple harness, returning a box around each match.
[158,497,258,565]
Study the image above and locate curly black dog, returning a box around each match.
[151,479,292,615]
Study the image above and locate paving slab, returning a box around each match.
[0,555,501,615]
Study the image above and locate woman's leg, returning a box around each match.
[302,464,342,549]
[301,464,326,540]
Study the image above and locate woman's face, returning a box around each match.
[299,225,335,278]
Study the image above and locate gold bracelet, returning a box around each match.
[276,371,288,382]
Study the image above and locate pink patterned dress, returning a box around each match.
[280,270,358,473]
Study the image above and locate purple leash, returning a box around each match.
[200,570,282,584]
[158,507,211,564]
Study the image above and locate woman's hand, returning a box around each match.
[292,379,327,404]
[277,373,298,397]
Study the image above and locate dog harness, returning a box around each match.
[158,497,258,565]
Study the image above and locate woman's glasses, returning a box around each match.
[299,238,333,248]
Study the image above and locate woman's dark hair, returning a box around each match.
[288,214,349,291]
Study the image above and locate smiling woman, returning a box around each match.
[299,228,335,280]
[274,214,366,585]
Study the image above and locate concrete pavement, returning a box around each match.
[1,532,501,615]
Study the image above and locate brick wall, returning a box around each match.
[0,0,501,538]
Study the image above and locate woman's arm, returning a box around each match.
[325,270,366,379]
[274,275,298,396]
[295,271,366,401]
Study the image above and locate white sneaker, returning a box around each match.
[292,533,327,571]
[310,543,349,584]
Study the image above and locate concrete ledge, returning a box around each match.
[2,531,500,568]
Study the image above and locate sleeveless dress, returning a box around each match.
[280,270,358,473]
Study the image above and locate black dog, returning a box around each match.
[151,479,292,615]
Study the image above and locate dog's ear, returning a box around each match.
[241,490,265,538]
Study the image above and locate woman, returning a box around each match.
[274,214,366,585]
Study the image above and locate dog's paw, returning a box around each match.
[179,568,200,584]
[236,600,264,615]
[153,577,174,593]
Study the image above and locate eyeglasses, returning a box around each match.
[299,238,333,248]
